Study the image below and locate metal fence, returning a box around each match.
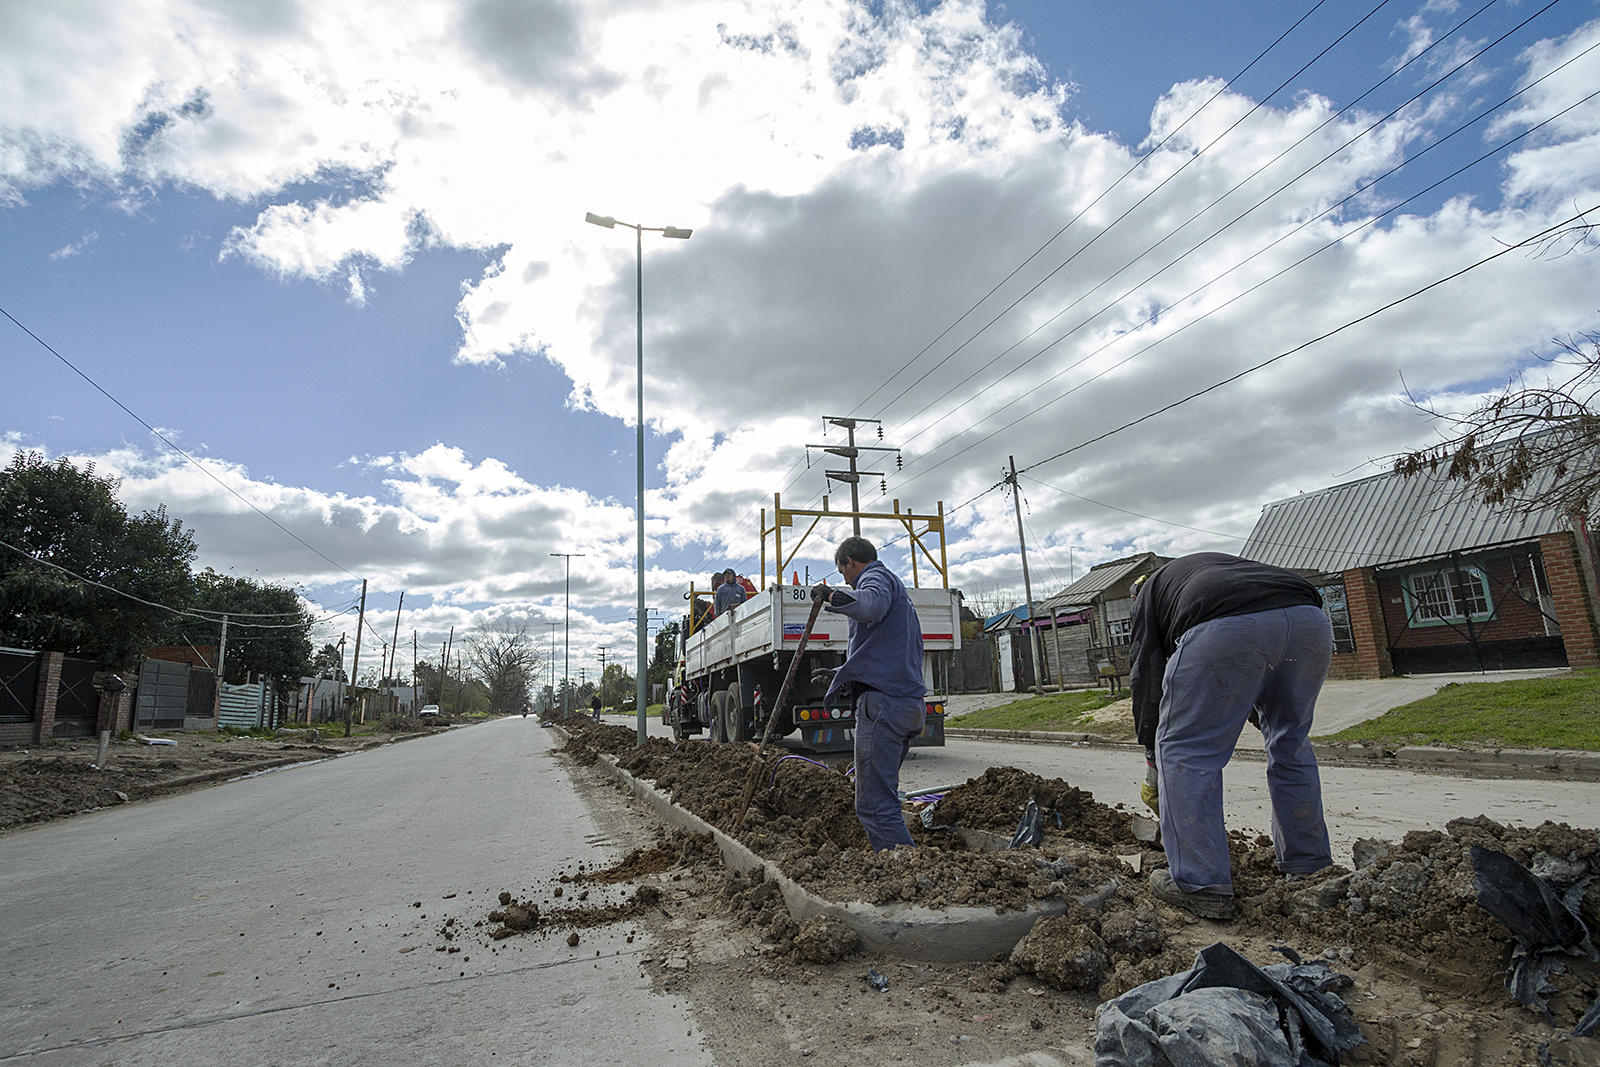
[0,647,40,723]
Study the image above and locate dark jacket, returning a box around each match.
[824,561,926,702]
[713,580,747,616]
[1129,553,1322,749]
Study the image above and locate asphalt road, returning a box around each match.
[0,718,710,1067]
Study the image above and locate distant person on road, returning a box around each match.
[811,537,925,852]
[1130,552,1334,920]
[714,568,747,616]
[590,695,602,721]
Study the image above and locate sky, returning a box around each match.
[3,0,1599,687]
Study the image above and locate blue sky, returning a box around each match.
[3,0,1599,679]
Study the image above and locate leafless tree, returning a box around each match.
[1395,333,1600,517]
[463,618,542,714]
[961,582,1019,622]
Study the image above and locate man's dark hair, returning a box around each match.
[835,536,877,568]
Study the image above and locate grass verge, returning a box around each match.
[1319,670,1600,750]
[951,690,1133,738]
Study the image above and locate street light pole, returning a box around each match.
[551,552,584,719]
[585,211,692,746]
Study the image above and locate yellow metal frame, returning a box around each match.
[760,493,948,589]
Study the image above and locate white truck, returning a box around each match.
[665,580,960,752]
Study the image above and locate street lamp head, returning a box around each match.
[661,227,693,239]
[585,212,617,229]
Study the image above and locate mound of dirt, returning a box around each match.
[930,765,1132,849]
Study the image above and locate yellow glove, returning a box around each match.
[1140,759,1160,817]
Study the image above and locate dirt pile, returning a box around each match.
[930,765,1133,849]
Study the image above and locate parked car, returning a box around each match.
[419,704,441,717]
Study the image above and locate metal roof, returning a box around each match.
[1038,554,1166,610]
[1241,463,1567,574]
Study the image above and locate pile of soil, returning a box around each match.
[554,716,1600,1020]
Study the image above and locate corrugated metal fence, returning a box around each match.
[219,682,267,729]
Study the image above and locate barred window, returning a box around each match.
[1403,566,1492,626]
[1313,579,1356,655]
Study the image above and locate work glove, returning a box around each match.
[810,582,855,607]
[1140,751,1160,817]
[810,667,837,689]
[809,582,831,602]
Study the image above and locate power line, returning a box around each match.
[0,305,398,605]
[889,82,1600,489]
[1016,203,1600,476]
[889,0,1545,447]
[0,536,351,629]
[848,0,1336,415]
[863,0,1399,420]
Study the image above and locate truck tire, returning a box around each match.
[708,690,730,743]
[724,695,748,743]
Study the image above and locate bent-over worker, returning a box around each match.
[811,537,925,851]
[1129,552,1334,920]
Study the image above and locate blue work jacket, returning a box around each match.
[824,561,926,702]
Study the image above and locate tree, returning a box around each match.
[463,618,541,714]
[1395,334,1600,517]
[170,569,314,689]
[311,643,345,680]
[0,451,196,665]
[597,662,635,709]
[648,621,679,687]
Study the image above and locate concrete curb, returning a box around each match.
[944,726,1600,782]
[551,726,1067,962]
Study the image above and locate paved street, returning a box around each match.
[0,718,709,1067]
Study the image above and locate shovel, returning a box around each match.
[729,588,830,831]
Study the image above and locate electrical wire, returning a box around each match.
[0,305,399,606]
[888,85,1600,490]
[890,0,1551,448]
[0,536,350,629]
[848,0,1336,415]
[864,0,1401,420]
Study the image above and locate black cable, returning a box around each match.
[1016,203,1600,476]
[0,305,396,604]
[891,83,1600,487]
[893,0,1546,447]
[865,0,1398,419]
[0,536,349,629]
[847,0,1334,416]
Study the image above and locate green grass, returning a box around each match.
[1320,670,1600,750]
[951,689,1132,737]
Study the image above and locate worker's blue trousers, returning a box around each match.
[1156,605,1334,895]
[854,690,926,851]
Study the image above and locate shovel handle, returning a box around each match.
[730,593,829,830]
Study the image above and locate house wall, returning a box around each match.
[1329,533,1596,678]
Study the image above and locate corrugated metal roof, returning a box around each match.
[1039,554,1163,610]
[1241,463,1566,573]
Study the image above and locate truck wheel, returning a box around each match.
[724,696,748,743]
[708,691,729,743]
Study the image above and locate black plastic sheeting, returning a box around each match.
[1470,845,1597,1017]
[1009,796,1044,849]
[1094,942,1364,1067]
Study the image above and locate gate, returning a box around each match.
[0,647,40,723]
[136,658,191,730]
[52,657,99,738]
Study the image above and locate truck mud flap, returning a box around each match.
[796,723,854,753]
[910,710,945,748]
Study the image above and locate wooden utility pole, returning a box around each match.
[440,627,454,711]
[412,630,419,714]
[1007,457,1045,698]
[346,579,367,737]
[214,614,230,721]
[386,592,405,708]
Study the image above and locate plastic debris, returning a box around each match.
[1095,942,1364,1067]
[134,734,177,746]
[1008,796,1043,849]
[1471,845,1597,1018]
[867,967,888,993]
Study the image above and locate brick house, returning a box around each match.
[1241,465,1600,678]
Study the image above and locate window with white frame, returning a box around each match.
[1402,566,1493,626]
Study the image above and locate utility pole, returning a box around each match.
[412,630,419,715]
[346,579,367,736]
[1006,457,1045,699]
[440,627,454,713]
[551,553,585,719]
[597,645,609,705]
[214,613,230,721]
[386,591,405,707]
[547,621,559,714]
[334,633,346,729]
[811,417,899,538]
